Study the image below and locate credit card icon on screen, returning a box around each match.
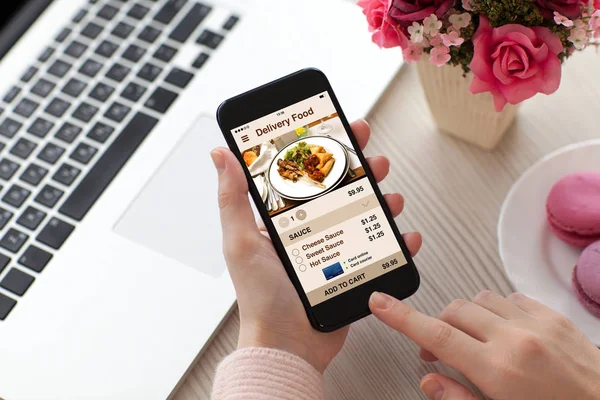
[322,262,344,281]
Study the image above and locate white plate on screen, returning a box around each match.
[498,140,600,345]
[268,136,349,200]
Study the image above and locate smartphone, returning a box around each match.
[217,68,419,332]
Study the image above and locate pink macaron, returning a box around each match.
[546,171,600,248]
[572,240,600,318]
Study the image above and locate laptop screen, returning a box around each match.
[0,0,53,60]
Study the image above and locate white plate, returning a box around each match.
[498,140,600,345]
[268,137,349,200]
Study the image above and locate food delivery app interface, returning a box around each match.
[232,92,407,305]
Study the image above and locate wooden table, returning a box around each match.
[173,50,600,400]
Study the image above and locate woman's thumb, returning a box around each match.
[420,374,479,400]
[211,148,257,238]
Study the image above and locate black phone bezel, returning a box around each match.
[216,68,420,332]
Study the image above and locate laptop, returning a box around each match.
[0,0,402,398]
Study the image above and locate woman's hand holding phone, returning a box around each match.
[211,120,423,373]
[370,290,600,400]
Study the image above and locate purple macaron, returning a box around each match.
[572,240,600,318]
[546,172,600,248]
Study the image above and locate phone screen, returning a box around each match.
[230,92,408,306]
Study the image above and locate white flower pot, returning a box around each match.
[416,58,519,150]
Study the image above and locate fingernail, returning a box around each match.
[211,150,225,175]
[421,377,444,400]
[370,292,394,310]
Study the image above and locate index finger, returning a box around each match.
[350,120,370,150]
[369,292,487,377]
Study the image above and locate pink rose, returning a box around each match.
[359,0,409,48]
[469,17,563,111]
[389,0,456,26]
[535,0,582,19]
[596,0,600,9]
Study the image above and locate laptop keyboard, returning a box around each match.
[0,0,240,321]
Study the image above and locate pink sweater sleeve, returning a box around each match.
[211,347,325,400]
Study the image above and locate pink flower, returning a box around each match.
[595,0,600,9]
[591,10,600,30]
[423,14,443,35]
[469,16,563,111]
[429,35,443,46]
[535,0,582,20]
[390,0,456,26]
[430,46,451,66]
[449,12,472,29]
[403,45,424,62]
[441,30,464,46]
[462,0,473,10]
[359,0,409,49]
[568,27,589,49]
[553,11,574,26]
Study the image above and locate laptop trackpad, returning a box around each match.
[114,116,227,277]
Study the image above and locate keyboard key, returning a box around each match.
[0,293,16,320]
[0,253,9,272]
[19,245,52,273]
[81,22,103,39]
[55,123,82,143]
[72,102,99,123]
[62,78,87,98]
[70,142,97,164]
[3,185,31,208]
[106,63,130,82]
[17,207,47,231]
[223,15,239,30]
[31,79,56,98]
[35,185,64,208]
[53,163,81,186]
[0,118,22,138]
[14,98,39,118]
[45,98,71,118]
[112,22,134,39]
[72,8,87,23]
[192,52,209,69]
[196,29,224,49]
[0,159,19,180]
[170,3,211,43]
[56,27,72,43]
[65,40,88,59]
[38,46,55,62]
[153,44,177,62]
[121,82,146,102]
[27,118,54,138]
[10,138,37,160]
[38,143,65,165]
[155,0,187,24]
[105,102,130,123]
[60,113,158,221]
[137,63,162,82]
[98,4,119,20]
[0,229,28,253]
[20,164,48,186]
[3,86,21,103]
[145,87,177,113]
[165,68,193,88]
[1,268,35,296]
[37,217,74,249]
[48,59,72,78]
[122,44,146,62]
[88,122,114,143]
[139,26,161,43]
[0,208,13,230]
[95,40,119,58]
[79,59,103,78]
[21,66,38,83]
[128,3,150,20]
[89,82,115,102]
